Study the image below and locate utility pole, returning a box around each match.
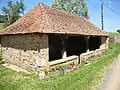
[101,2,104,30]
[101,0,111,30]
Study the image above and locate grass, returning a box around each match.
[0,43,120,90]
[108,32,120,36]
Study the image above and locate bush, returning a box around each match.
[117,29,120,33]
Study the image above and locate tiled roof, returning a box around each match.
[0,3,108,36]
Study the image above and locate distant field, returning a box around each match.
[108,32,120,36]
[0,23,4,30]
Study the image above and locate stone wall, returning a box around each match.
[109,36,120,43]
[80,49,107,63]
[49,55,79,68]
[114,36,120,43]
[1,34,49,72]
[100,37,108,50]
[109,36,115,43]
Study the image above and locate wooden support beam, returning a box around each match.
[59,35,69,59]
[85,36,90,53]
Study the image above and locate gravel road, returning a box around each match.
[99,55,120,90]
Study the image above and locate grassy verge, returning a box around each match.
[0,43,120,90]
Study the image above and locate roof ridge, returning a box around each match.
[38,3,49,33]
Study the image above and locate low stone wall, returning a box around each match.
[109,36,120,43]
[80,49,107,63]
[49,55,79,68]
[114,36,120,43]
[109,36,115,43]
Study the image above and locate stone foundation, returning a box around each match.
[80,49,107,63]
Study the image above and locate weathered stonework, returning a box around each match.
[0,34,108,72]
[80,49,107,63]
[100,37,108,50]
[1,34,49,72]
[114,36,120,43]
[109,36,120,43]
[49,55,79,68]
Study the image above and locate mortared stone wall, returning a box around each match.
[1,34,49,71]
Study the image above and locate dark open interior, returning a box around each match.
[49,35,87,61]
[89,36,101,51]
[49,35,62,61]
[49,35,102,61]
[66,36,86,56]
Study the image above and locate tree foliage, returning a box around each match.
[0,15,5,23]
[52,0,89,19]
[2,0,25,27]
[117,29,120,33]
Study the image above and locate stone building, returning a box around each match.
[0,3,108,71]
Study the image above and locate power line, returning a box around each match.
[103,4,120,16]
[87,0,120,18]
[89,0,120,16]
[101,0,120,16]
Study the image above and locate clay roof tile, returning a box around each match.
[0,3,108,36]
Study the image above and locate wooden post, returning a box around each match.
[62,48,67,59]
[60,35,68,59]
[86,36,90,53]
[62,36,67,59]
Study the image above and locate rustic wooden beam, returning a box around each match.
[85,36,90,53]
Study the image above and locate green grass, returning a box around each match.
[108,32,120,36]
[0,43,120,90]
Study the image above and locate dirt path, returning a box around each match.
[99,55,120,90]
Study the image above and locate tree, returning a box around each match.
[117,29,120,33]
[2,0,25,27]
[0,15,5,23]
[52,0,89,19]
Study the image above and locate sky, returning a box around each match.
[0,0,120,32]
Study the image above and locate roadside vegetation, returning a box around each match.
[0,43,120,90]
[108,32,120,36]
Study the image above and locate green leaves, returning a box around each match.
[2,0,25,27]
[52,0,89,19]
[117,29,120,33]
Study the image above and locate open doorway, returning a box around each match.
[48,35,62,61]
